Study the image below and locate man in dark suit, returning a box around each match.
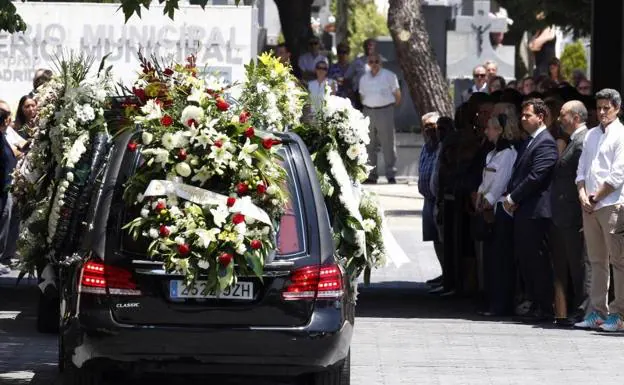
[549,101,588,326]
[0,101,18,275]
[503,98,559,322]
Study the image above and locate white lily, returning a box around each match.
[210,204,230,228]
[238,138,258,167]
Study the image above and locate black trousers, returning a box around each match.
[483,204,516,314]
[549,223,586,311]
[442,194,473,293]
[514,217,554,312]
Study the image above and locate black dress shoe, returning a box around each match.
[428,286,447,295]
[426,275,443,285]
[514,308,553,324]
[553,318,575,328]
[387,177,397,184]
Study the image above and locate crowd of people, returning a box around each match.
[276,37,402,184]
[0,69,52,276]
[419,60,624,332]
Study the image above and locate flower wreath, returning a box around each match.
[293,95,387,282]
[14,55,114,276]
[123,54,289,290]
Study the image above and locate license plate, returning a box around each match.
[169,280,254,300]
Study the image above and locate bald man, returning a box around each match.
[549,100,589,326]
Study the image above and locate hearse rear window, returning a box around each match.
[119,147,306,258]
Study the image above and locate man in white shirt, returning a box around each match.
[575,88,624,332]
[359,53,401,184]
[297,37,328,82]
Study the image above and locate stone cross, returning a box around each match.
[455,0,508,57]
[446,0,514,81]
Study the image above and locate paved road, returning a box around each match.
[2,184,624,385]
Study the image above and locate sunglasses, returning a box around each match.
[309,41,320,46]
[474,74,487,78]
[368,60,380,64]
[316,66,328,71]
[338,51,349,55]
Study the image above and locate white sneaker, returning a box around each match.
[0,264,10,275]
[599,313,624,332]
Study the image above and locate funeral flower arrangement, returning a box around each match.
[294,95,387,281]
[13,55,114,276]
[239,53,307,132]
[123,54,289,290]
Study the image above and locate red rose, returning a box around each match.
[159,225,170,237]
[187,119,197,128]
[216,98,229,112]
[178,148,187,161]
[262,138,275,150]
[163,68,174,76]
[178,243,190,256]
[218,253,233,267]
[250,240,262,250]
[132,87,146,102]
[236,183,249,195]
[257,183,267,194]
[127,141,138,152]
[227,197,236,207]
[232,213,245,225]
[160,115,173,126]
[214,139,223,148]
[155,201,166,212]
[239,111,250,123]
[244,127,255,138]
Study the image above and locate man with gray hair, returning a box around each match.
[419,112,444,287]
[575,88,624,332]
[549,100,588,327]
[359,52,401,184]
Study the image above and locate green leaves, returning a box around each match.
[0,0,27,33]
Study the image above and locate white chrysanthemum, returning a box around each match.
[142,148,169,166]
[346,144,360,161]
[181,105,204,127]
[141,208,150,218]
[149,228,159,239]
[362,219,376,232]
[175,162,192,177]
[142,132,153,145]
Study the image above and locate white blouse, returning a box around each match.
[478,146,518,206]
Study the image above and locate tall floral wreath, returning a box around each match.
[123,54,289,290]
[293,95,387,282]
[13,55,114,277]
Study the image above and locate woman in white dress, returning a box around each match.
[476,110,519,316]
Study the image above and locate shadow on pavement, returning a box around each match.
[382,209,422,217]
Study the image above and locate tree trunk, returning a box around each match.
[273,0,314,78]
[336,0,349,45]
[387,0,454,118]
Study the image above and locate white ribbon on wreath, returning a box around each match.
[143,180,273,227]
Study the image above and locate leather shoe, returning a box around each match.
[426,275,443,285]
[553,318,575,328]
[428,286,447,295]
[514,308,553,324]
[387,177,397,184]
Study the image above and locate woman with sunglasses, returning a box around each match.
[307,61,337,115]
[298,37,328,82]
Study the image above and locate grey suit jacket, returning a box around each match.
[550,127,587,228]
